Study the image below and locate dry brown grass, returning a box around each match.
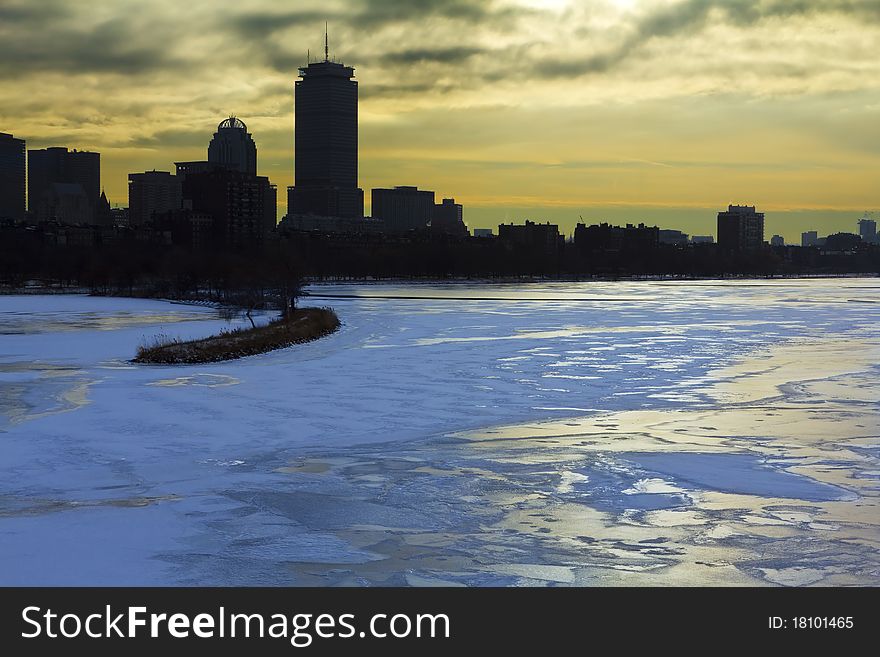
[133,307,340,364]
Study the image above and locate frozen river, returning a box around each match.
[1,279,878,586]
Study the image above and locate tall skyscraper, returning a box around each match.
[858,215,877,244]
[28,147,100,222]
[290,29,363,219]
[717,204,764,252]
[128,170,182,225]
[208,117,257,175]
[0,132,26,221]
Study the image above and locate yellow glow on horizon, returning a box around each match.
[0,0,876,241]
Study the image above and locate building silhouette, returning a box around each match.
[801,230,819,247]
[499,220,562,254]
[289,29,363,219]
[717,204,764,252]
[180,167,276,248]
[432,198,468,237]
[128,170,182,225]
[770,234,785,247]
[858,215,877,244]
[0,132,26,221]
[28,147,100,222]
[39,183,91,224]
[574,222,659,252]
[658,229,688,245]
[371,186,434,232]
[96,189,113,227]
[208,117,257,175]
[175,161,213,181]
[164,116,277,246]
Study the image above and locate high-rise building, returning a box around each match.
[175,161,213,181]
[801,230,819,247]
[128,171,182,225]
[717,204,764,252]
[0,132,26,221]
[432,198,468,237]
[858,215,876,244]
[28,147,100,222]
[371,186,435,232]
[290,30,363,219]
[181,168,276,248]
[39,183,91,224]
[208,117,257,175]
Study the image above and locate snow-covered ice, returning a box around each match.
[0,279,878,585]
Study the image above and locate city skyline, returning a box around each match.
[1,0,878,240]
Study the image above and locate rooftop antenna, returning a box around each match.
[324,22,329,62]
[307,48,310,64]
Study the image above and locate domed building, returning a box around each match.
[208,116,257,176]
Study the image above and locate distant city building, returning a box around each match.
[690,235,714,244]
[498,220,562,253]
[290,31,363,219]
[38,182,91,224]
[431,198,467,237]
[0,132,26,221]
[128,171,182,226]
[96,189,112,227]
[175,161,213,181]
[181,167,276,248]
[208,117,257,175]
[473,228,494,238]
[574,222,659,252]
[28,147,100,222]
[109,206,129,228]
[717,204,764,252]
[658,229,688,245]
[371,186,435,232]
[770,234,785,247]
[801,230,819,247]
[858,215,877,244]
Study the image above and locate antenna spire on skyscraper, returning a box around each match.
[325,22,329,62]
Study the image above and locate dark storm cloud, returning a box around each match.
[354,0,500,26]
[229,0,524,39]
[359,81,458,99]
[0,0,71,24]
[126,127,218,149]
[535,0,880,79]
[0,6,183,78]
[376,47,485,66]
[234,0,516,76]
[232,10,328,39]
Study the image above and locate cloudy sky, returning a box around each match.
[2,0,878,239]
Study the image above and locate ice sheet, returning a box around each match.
[0,279,878,585]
